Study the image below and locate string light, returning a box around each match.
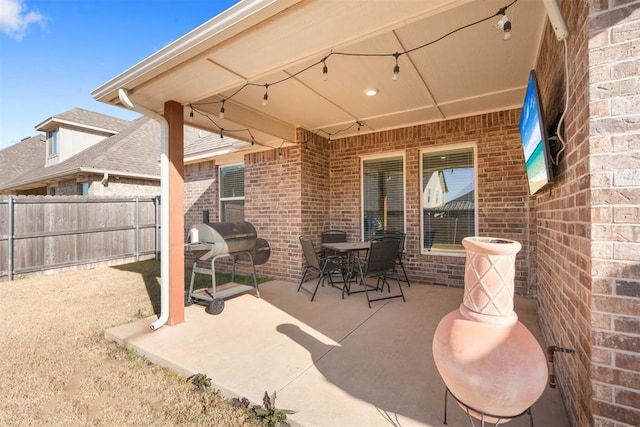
[495,7,512,41]
[392,52,400,81]
[187,0,520,140]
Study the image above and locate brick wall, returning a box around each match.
[183,161,217,266]
[535,1,640,426]
[54,175,159,197]
[184,111,534,292]
[331,112,535,294]
[245,146,305,281]
[534,1,593,425]
[90,176,159,198]
[299,129,331,244]
[588,1,640,426]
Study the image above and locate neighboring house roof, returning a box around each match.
[426,190,474,212]
[0,135,46,187]
[184,129,247,162]
[0,118,212,193]
[0,117,160,192]
[35,107,132,134]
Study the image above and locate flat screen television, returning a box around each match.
[519,70,554,195]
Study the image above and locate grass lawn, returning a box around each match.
[0,259,275,426]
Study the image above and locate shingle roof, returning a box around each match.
[35,107,132,133]
[184,130,230,155]
[0,135,46,187]
[0,118,208,191]
[0,117,160,190]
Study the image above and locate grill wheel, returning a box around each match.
[205,297,225,315]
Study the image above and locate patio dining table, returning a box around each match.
[321,241,371,296]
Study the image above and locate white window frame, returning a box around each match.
[218,162,245,222]
[47,129,59,157]
[420,142,478,257]
[360,151,406,241]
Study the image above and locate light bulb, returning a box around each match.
[219,106,225,119]
[392,64,400,81]
[503,20,512,41]
[262,93,269,106]
[189,110,194,123]
[322,63,328,81]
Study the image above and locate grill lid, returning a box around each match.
[189,221,258,259]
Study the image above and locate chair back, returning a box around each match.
[299,236,320,270]
[364,239,399,275]
[321,230,347,243]
[371,230,405,255]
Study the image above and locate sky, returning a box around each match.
[0,0,240,149]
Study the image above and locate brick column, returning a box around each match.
[588,2,640,425]
[165,101,185,326]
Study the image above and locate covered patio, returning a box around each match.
[93,1,640,426]
[106,280,570,426]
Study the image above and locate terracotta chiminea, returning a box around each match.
[432,236,547,422]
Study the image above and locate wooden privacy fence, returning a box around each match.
[0,196,161,280]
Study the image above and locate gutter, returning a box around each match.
[118,88,169,331]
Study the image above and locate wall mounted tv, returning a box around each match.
[519,70,554,195]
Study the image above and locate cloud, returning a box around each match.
[0,0,45,40]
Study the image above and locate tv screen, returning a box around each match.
[519,70,553,195]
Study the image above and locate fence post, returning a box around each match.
[7,196,14,281]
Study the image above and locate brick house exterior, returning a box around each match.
[182,1,639,425]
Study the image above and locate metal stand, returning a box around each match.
[444,388,533,427]
[186,250,260,315]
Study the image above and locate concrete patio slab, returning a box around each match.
[106,280,570,427]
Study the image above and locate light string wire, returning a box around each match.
[189,0,519,148]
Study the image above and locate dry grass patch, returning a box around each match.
[0,260,258,426]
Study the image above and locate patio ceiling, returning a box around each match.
[92,0,548,150]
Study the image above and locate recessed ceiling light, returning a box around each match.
[364,88,378,96]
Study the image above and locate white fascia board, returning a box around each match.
[35,118,121,135]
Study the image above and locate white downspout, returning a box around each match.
[118,88,170,330]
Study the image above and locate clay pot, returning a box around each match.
[432,237,547,421]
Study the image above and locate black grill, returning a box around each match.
[185,221,270,315]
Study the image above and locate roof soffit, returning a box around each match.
[93,0,549,146]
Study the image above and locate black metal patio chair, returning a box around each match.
[355,238,406,308]
[297,236,347,302]
[371,230,411,287]
[321,229,347,259]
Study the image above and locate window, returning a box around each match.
[78,182,89,196]
[421,144,476,254]
[47,129,59,157]
[361,154,405,241]
[219,164,244,222]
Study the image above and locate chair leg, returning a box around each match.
[396,274,406,302]
[297,268,310,292]
[397,256,410,286]
[310,275,325,302]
